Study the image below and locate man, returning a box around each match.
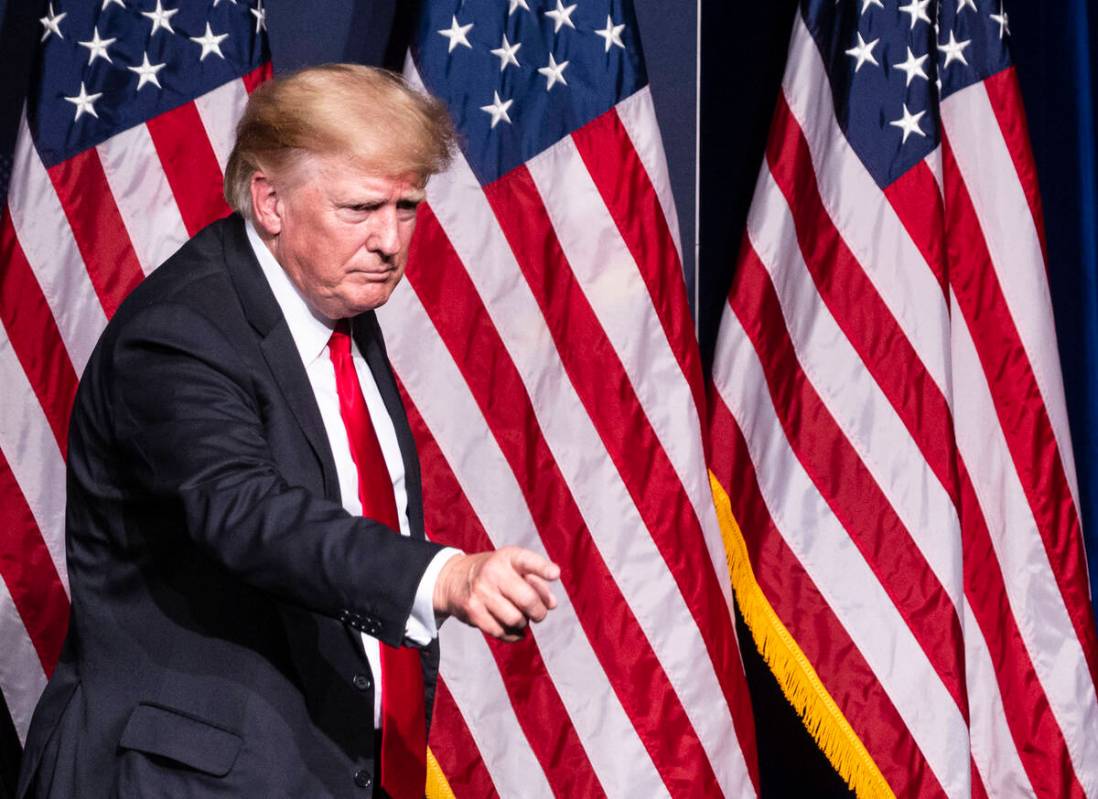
[17,64,560,799]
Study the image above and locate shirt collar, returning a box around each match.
[246,221,336,366]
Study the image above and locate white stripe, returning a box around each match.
[0,581,46,745]
[422,151,750,794]
[781,16,951,398]
[711,306,970,799]
[615,87,684,265]
[97,124,190,275]
[437,623,555,798]
[526,136,734,610]
[962,600,1035,798]
[193,78,249,174]
[951,298,1098,791]
[745,166,964,605]
[926,145,944,199]
[378,282,667,798]
[6,112,105,374]
[940,82,1081,515]
[0,327,69,592]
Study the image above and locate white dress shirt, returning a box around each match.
[247,223,458,727]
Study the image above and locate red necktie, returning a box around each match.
[329,320,427,799]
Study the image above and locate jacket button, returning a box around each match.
[353,769,372,789]
[353,673,372,691]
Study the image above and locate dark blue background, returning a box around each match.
[0,0,1095,795]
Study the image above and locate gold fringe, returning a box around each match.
[425,747,457,799]
[710,471,895,799]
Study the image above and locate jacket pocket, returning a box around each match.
[117,703,242,777]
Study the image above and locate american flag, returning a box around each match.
[380,0,759,796]
[0,0,270,751]
[708,0,1098,796]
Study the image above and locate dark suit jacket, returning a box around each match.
[16,214,445,799]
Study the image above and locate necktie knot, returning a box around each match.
[328,319,352,359]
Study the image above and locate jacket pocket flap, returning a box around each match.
[118,704,242,777]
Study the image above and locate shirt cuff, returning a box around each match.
[404,547,463,646]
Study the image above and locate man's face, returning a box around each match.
[263,154,424,319]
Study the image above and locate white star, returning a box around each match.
[893,46,929,85]
[101,0,125,9]
[544,0,577,33]
[508,0,530,14]
[938,30,971,68]
[890,102,927,143]
[899,0,932,28]
[39,3,66,41]
[845,32,879,72]
[251,0,267,33]
[538,52,569,90]
[956,0,977,11]
[128,52,166,90]
[594,16,626,52]
[141,0,178,36]
[79,26,117,65]
[861,0,884,13]
[438,15,473,53]
[490,34,521,71]
[65,81,103,121]
[480,91,513,129]
[990,5,1010,38]
[190,22,229,61]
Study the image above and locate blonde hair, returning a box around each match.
[224,64,455,219]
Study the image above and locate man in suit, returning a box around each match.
[17,64,560,799]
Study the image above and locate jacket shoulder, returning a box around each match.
[112,215,242,323]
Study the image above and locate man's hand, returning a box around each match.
[434,547,561,642]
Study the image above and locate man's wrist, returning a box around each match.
[405,547,463,645]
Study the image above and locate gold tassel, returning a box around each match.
[710,471,895,799]
[425,747,457,799]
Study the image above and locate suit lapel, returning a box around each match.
[354,311,426,540]
[220,216,340,501]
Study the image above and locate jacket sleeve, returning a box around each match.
[106,301,443,647]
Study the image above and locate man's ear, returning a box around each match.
[250,171,282,236]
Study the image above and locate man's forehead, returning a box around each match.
[305,153,425,198]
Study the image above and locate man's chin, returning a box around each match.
[343,285,398,315]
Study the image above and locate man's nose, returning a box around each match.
[366,205,401,257]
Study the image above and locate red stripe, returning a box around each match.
[707,393,946,799]
[982,69,1049,262]
[0,214,78,455]
[45,149,144,319]
[242,61,273,94]
[883,161,948,299]
[146,102,232,236]
[882,150,1084,797]
[729,241,968,716]
[428,679,499,799]
[483,166,756,785]
[0,448,69,675]
[406,204,720,797]
[399,386,606,799]
[570,109,708,426]
[941,132,1098,691]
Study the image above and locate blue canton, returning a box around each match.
[804,0,1012,188]
[411,0,648,186]
[28,0,268,169]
